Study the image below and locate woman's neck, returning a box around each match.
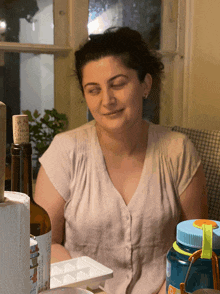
[95,119,149,157]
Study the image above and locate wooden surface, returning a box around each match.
[51,256,106,293]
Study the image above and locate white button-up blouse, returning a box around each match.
[39,120,201,294]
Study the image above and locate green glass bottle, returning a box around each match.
[11,114,52,292]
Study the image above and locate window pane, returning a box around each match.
[0,0,54,44]
[1,52,54,146]
[88,0,161,50]
[20,53,54,113]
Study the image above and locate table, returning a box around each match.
[51,256,106,294]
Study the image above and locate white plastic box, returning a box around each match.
[50,256,113,290]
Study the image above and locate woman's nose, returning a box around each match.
[102,88,116,106]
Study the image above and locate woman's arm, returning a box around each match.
[157,164,208,294]
[157,280,166,294]
[51,243,72,261]
[34,165,72,261]
[179,163,208,221]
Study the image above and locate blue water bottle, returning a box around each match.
[166,219,220,294]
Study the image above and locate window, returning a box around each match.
[0,0,192,139]
[0,0,72,146]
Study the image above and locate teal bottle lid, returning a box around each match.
[176,219,220,249]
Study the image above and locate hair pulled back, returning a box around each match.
[75,27,164,93]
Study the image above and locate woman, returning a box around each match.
[34,27,208,294]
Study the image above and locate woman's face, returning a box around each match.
[82,56,152,134]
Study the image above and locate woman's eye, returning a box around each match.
[112,82,126,89]
[87,88,100,95]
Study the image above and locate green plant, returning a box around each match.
[22,108,68,158]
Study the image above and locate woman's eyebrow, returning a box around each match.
[83,74,128,89]
[84,82,98,89]
[108,74,128,82]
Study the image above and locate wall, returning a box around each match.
[187,0,220,130]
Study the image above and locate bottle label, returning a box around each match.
[168,285,191,294]
[35,230,52,293]
[30,267,38,294]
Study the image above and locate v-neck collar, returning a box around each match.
[93,122,152,209]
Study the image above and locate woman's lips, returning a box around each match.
[103,109,123,115]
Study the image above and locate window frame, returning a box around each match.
[159,0,193,127]
[0,42,71,54]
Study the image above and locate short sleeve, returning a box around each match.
[168,133,201,196]
[39,133,72,201]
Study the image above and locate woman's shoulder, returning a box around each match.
[55,120,96,141]
[46,120,96,156]
[148,123,194,155]
[149,123,187,141]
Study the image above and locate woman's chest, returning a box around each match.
[66,158,179,246]
[105,157,145,205]
[66,150,181,243]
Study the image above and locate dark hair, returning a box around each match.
[75,27,164,94]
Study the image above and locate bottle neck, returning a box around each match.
[11,143,34,202]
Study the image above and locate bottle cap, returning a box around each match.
[12,115,29,144]
[177,219,220,249]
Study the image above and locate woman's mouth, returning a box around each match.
[104,109,123,116]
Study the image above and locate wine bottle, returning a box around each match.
[0,101,6,203]
[11,114,52,293]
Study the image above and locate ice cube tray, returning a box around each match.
[50,256,113,290]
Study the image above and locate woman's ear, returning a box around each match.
[143,74,152,98]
